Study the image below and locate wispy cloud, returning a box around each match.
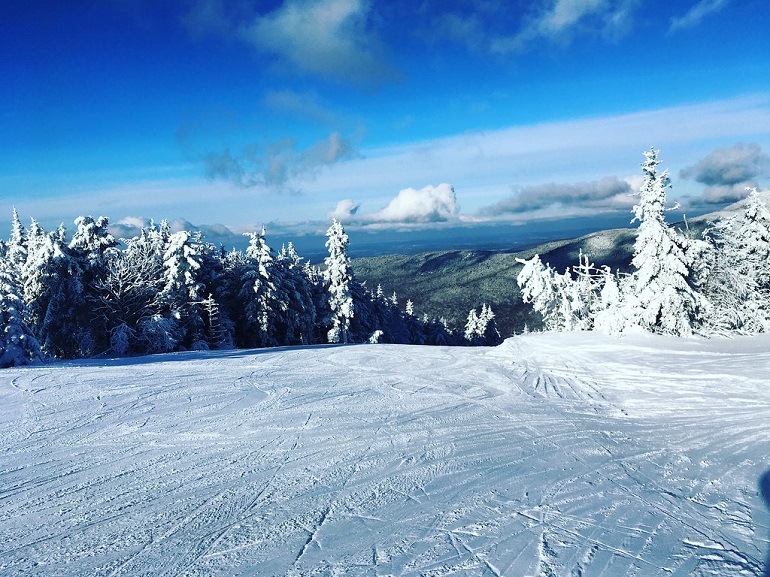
[182,0,398,86]
[680,142,770,204]
[205,132,358,190]
[490,0,640,53]
[669,0,732,33]
[263,89,339,125]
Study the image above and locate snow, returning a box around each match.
[1,333,769,576]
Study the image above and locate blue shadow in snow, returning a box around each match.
[53,343,356,368]
[761,470,770,577]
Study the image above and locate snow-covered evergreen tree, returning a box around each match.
[68,216,119,352]
[272,241,316,345]
[155,230,205,350]
[7,208,27,287]
[516,255,580,331]
[323,220,354,344]
[592,267,629,335]
[733,188,770,289]
[32,227,87,358]
[463,304,502,345]
[93,226,166,354]
[701,188,770,334]
[238,228,278,348]
[0,258,40,367]
[623,148,708,336]
[479,303,502,345]
[68,215,117,276]
[162,231,204,302]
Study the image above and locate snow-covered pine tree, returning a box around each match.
[323,220,354,344]
[479,303,502,345]
[7,208,27,287]
[68,216,118,276]
[592,266,629,334]
[272,241,316,345]
[238,228,279,347]
[701,188,770,333]
[571,251,602,331]
[516,255,580,331]
[155,230,205,350]
[0,258,40,367]
[33,227,87,358]
[68,216,119,352]
[623,148,708,336]
[733,187,770,290]
[93,224,169,355]
[401,299,428,344]
[464,307,481,343]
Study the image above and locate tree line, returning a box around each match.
[517,148,770,336]
[0,215,502,367]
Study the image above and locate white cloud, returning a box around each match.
[373,183,459,223]
[669,0,732,33]
[238,0,397,86]
[329,199,360,221]
[332,184,460,228]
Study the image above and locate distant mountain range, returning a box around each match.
[351,199,751,337]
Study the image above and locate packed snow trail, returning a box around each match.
[1,333,769,576]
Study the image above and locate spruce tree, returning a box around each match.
[323,220,354,344]
[239,228,278,347]
[623,148,708,336]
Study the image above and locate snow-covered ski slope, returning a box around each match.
[2,333,769,576]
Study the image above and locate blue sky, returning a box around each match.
[2,0,769,243]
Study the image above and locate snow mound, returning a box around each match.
[1,333,769,576]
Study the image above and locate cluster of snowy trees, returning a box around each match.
[0,216,501,367]
[517,148,770,337]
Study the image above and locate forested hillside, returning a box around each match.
[353,227,637,337]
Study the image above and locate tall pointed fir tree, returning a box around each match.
[323,219,354,344]
[152,230,206,351]
[623,148,708,336]
[0,256,40,367]
[238,228,278,348]
[7,208,27,289]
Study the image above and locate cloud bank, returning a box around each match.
[680,142,770,204]
[478,176,635,218]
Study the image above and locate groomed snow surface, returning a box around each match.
[2,333,769,576]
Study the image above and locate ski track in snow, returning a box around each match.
[1,333,769,576]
